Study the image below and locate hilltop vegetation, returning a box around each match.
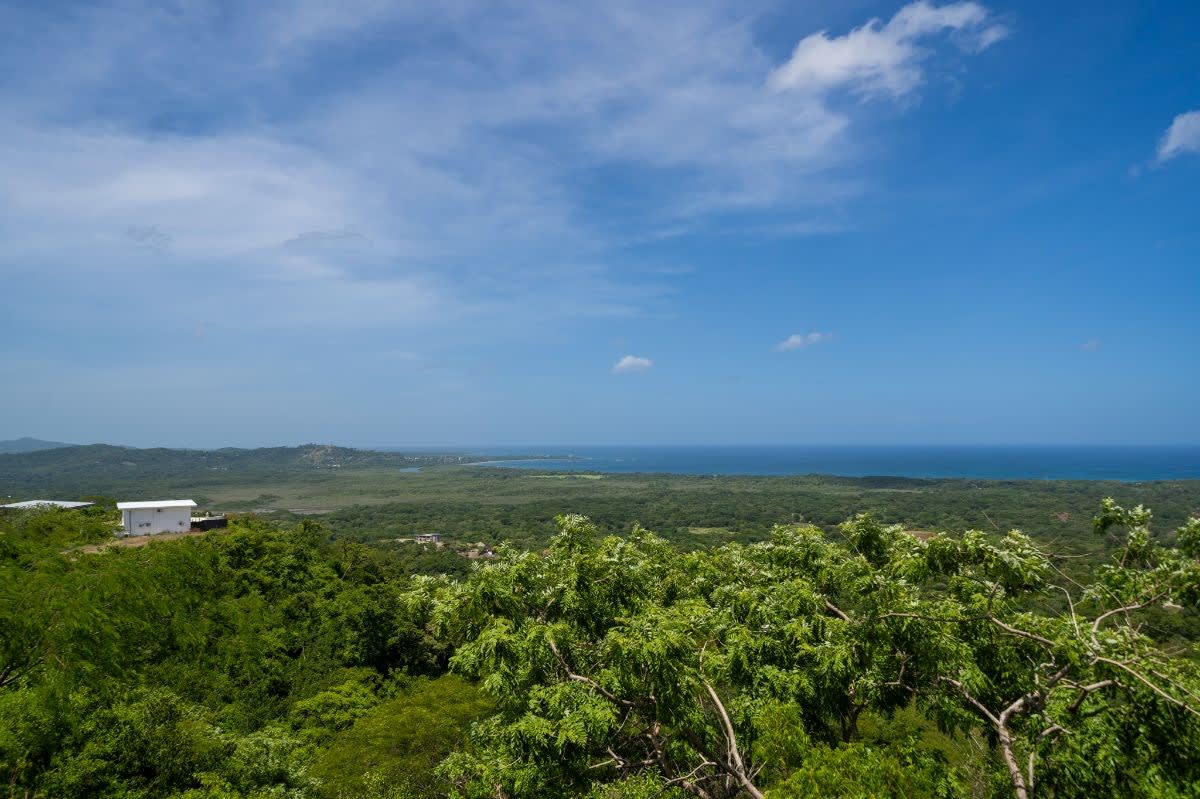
[0,443,529,500]
[2,501,1199,798]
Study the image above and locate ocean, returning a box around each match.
[466,445,1200,481]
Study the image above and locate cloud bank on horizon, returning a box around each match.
[1,0,1197,447]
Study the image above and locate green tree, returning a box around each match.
[435,504,1200,799]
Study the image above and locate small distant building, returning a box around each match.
[117,499,196,536]
[190,515,228,532]
[414,533,441,545]
[0,499,94,510]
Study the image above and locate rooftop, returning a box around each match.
[116,499,197,510]
[1,499,94,510]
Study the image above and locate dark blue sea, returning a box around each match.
[466,446,1200,481]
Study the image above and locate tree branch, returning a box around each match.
[546,636,634,707]
[1090,594,1167,639]
[940,676,1034,799]
[703,681,763,799]
[1093,657,1200,717]
[824,599,850,621]
[939,677,1001,727]
[986,616,1056,649]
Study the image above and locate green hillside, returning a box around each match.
[0,444,529,500]
[0,436,72,454]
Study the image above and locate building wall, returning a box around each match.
[122,506,191,535]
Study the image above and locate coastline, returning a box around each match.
[462,445,1200,482]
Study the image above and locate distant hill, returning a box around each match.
[0,443,510,499]
[0,437,72,454]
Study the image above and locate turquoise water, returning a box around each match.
[466,446,1200,481]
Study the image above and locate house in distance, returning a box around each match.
[117,499,196,536]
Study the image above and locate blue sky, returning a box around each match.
[1,0,1197,448]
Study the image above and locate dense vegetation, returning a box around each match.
[0,505,471,799]
[316,469,1200,556]
[433,503,1200,799]
[2,495,1199,798]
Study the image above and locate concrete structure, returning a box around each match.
[117,499,196,536]
[414,533,441,545]
[1,499,94,510]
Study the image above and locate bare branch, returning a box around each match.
[1091,594,1168,638]
[1056,585,1081,638]
[824,599,850,621]
[987,616,1057,649]
[997,725,1029,799]
[939,676,1001,727]
[703,681,764,799]
[940,676,1036,799]
[1066,680,1116,714]
[999,666,1070,726]
[1148,669,1200,706]
[546,636,634,707]
[1094,657,1200,717]
[664,760,719,788]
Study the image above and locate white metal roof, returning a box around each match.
[1,499,94,509]
[116,499,197,510]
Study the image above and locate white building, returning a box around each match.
[116,499,196,536]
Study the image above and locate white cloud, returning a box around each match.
[776,332,834,351]
[612,355,654,373]
[768,1,1005,98]
[0,1,1005,340]
[1157,110,1200,163]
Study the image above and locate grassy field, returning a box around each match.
[247,466,1200,561]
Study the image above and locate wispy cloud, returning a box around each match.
[776,332,834,351]
[768,1,1006,99]
[0,2,1007,320]
[1080,339,1102,351]
[0,0,1003,375]
[1157,110,1200,163]
[612,355,654,373]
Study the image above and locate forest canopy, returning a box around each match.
[1,499,1198,798]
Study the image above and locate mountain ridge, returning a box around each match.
[0,436,73,454]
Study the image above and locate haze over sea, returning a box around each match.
[465,446,1200,482]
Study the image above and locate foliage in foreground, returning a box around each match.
[0,508,458,799]
[435,501,1200,799]
[2,499,1199,799]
